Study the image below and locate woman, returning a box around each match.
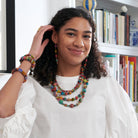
[0,8,138,138]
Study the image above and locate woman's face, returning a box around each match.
[53,17,92,67]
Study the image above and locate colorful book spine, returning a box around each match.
[120,56,137,102]
[94,9,130,45]
[130,61,134,101]
[124,56,129,94]
[128,57,137,101]
[95,9,103,42]
[115,14,118,44]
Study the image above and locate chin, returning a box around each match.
[68,60,84,67]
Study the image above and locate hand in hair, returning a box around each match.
[29,25,54,60]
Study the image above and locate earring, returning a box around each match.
[55,44,58,64]
[84,56,88,68]
[81,56,88,74]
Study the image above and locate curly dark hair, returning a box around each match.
[33,7,107,86]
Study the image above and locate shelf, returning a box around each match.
[111,0,138,8]
[98,42,138,56]
[76,0,138,8]
[76,0,138,17]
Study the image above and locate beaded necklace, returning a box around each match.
[50,68,89,108]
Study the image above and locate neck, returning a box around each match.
[57,62,81,77]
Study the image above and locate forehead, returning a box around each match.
[61,17,92,32]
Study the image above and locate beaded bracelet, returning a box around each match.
[19,54,36,70]
[12,68,27,83]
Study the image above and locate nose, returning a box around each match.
[73,37,84,48]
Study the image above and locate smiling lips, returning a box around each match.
[68,48,84,56]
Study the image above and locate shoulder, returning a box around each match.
[24,75,42,88]
[88,76,125,99]
[88,76,114,86]
[25,76,50,94]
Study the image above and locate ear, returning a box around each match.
[52,30,58,44]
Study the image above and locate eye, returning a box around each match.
[67,33,75,37]
[83,35,91,39]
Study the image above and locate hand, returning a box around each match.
[29,25,54,60]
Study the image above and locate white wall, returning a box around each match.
[15,0,75,67]
[0,0,6,70]
[48,0,75,23]
[15,0,48,67]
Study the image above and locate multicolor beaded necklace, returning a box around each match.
[50,67,89,108]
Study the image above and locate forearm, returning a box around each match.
[0,25,52,118]
[0,61,31,117]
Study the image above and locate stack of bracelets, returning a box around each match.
[11,54,36,83]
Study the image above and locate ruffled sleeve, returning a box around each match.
[105,77,138,138]
[0,74,37,138]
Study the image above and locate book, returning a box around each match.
[124,56,129,94]
[118,14,125,45]
[120,56,129,94]
[115,14,118,44]
[109,12,116,44]
[120,13,130,46]
[128,57,137,101]
[129,61,134,101]
[136,71,138,101]
[125,14,130,46]
[120,56,125,90]
[95,9,103,42]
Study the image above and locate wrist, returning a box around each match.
[12,68,27,83]
[28,52,37,60]
[19,60,32,74]
[19,54,36,71]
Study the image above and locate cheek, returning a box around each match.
[58,36,71,46]
[85,41,91,51]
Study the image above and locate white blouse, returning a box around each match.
[0,74,138,138]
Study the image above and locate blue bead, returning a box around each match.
[51,85,54,89]
[61,92,65,95]
[78,94,81,97]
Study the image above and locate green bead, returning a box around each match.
[72,98,75,101]
[79,98,82,102]
[59,100,63,104]
[83,79,87,83]
[63,98,66,101]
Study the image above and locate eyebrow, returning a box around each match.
[64,28,92,33]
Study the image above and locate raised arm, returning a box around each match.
[0,25,53,118]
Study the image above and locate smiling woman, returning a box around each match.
[0,7,138,138]
[51,17,92,75]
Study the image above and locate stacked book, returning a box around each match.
[94,9,130,46]
[103,55,137,102]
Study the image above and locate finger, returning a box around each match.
[37,26,42,32]
[37,25,54,37]
[36,39,49,59]
[41,39,49,49]
[37,25,54,34]
[36,26,44,33]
